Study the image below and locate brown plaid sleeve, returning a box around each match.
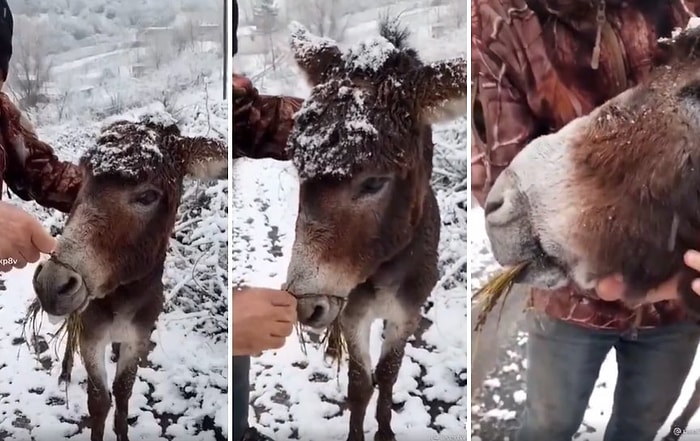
[471,0,538,207]
[1,94,80,213]
[233,74,304,161]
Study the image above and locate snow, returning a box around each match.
[0,43,227,440]
[288,21,339,59]
[0,262,226,440]
[469,207,700,440]
[343,37,396,72]
[232,146,467,439]
[84,107,192,177]
[289,84,378,180]
[86,119,165,178]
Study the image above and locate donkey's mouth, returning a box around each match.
[296,294,346,329]
[45,291,93,324]
[504,239,569,290]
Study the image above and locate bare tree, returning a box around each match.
[146,35,176,70]
[254,0,280,70]
[294,0,349,41]
[56,89,71,122]
[174,17,201,53]
[9,17,53,109]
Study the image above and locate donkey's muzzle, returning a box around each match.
[33,259,88,317]
[296,294,344,329]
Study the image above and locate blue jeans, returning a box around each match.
[517,312,700,441]
[233,356,250,441]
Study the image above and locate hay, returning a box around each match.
[23,298,82,360]
[291,293,348,372]
[472,262,528,332]
[320,318,346,368]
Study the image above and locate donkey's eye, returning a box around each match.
[359,177,389,196]
[133,190,160,205]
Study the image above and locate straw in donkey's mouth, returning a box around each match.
[472,262,528,332]
[23,298,82,360]
[289,292,348,372]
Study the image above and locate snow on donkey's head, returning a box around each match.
[33,110,227,318]
[484,24,700,314]
[284,17,467,328]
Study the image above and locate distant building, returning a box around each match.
[131,64,148,78]
[137,23,223,48]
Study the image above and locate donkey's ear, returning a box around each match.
[411,57,467,125]
[289,21,343,86]
[176,137,228,180]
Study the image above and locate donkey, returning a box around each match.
[283,19,466,441]
[482,24,700,315]
[31,112,227,441]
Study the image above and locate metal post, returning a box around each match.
[223,0,228,100]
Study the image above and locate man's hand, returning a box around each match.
[232,287,297,356]
[596,250,700,303]
[0,201,56,272]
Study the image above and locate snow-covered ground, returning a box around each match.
[470,207,700,441]
[0,70,228,439]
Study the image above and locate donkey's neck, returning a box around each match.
[100,263,165,315]
[373,185,439,287]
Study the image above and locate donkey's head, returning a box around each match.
[483,26,700,304]
[284,20,466,328]
[33,112,227,318]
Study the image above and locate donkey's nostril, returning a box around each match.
[484,198,504,216]
[33,263,44,279]
[308,304,326,323]
[57,275,81,296]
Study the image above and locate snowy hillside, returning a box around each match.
[470,207,700,441]
[232,5,468,439]
[0,57,228,439]
[12,0,222,55]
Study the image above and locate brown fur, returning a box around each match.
[284,18,466,441]
[569,26,700,313]
[32,114,227,441]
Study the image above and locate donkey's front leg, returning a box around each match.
[374,312,420,441]
[81,335,110,441]
[113,333,149,441]
[342,313,374,441]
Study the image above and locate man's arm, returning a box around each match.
[471,1,538,207]
[1,95,81,213]
[233,73,303,161]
